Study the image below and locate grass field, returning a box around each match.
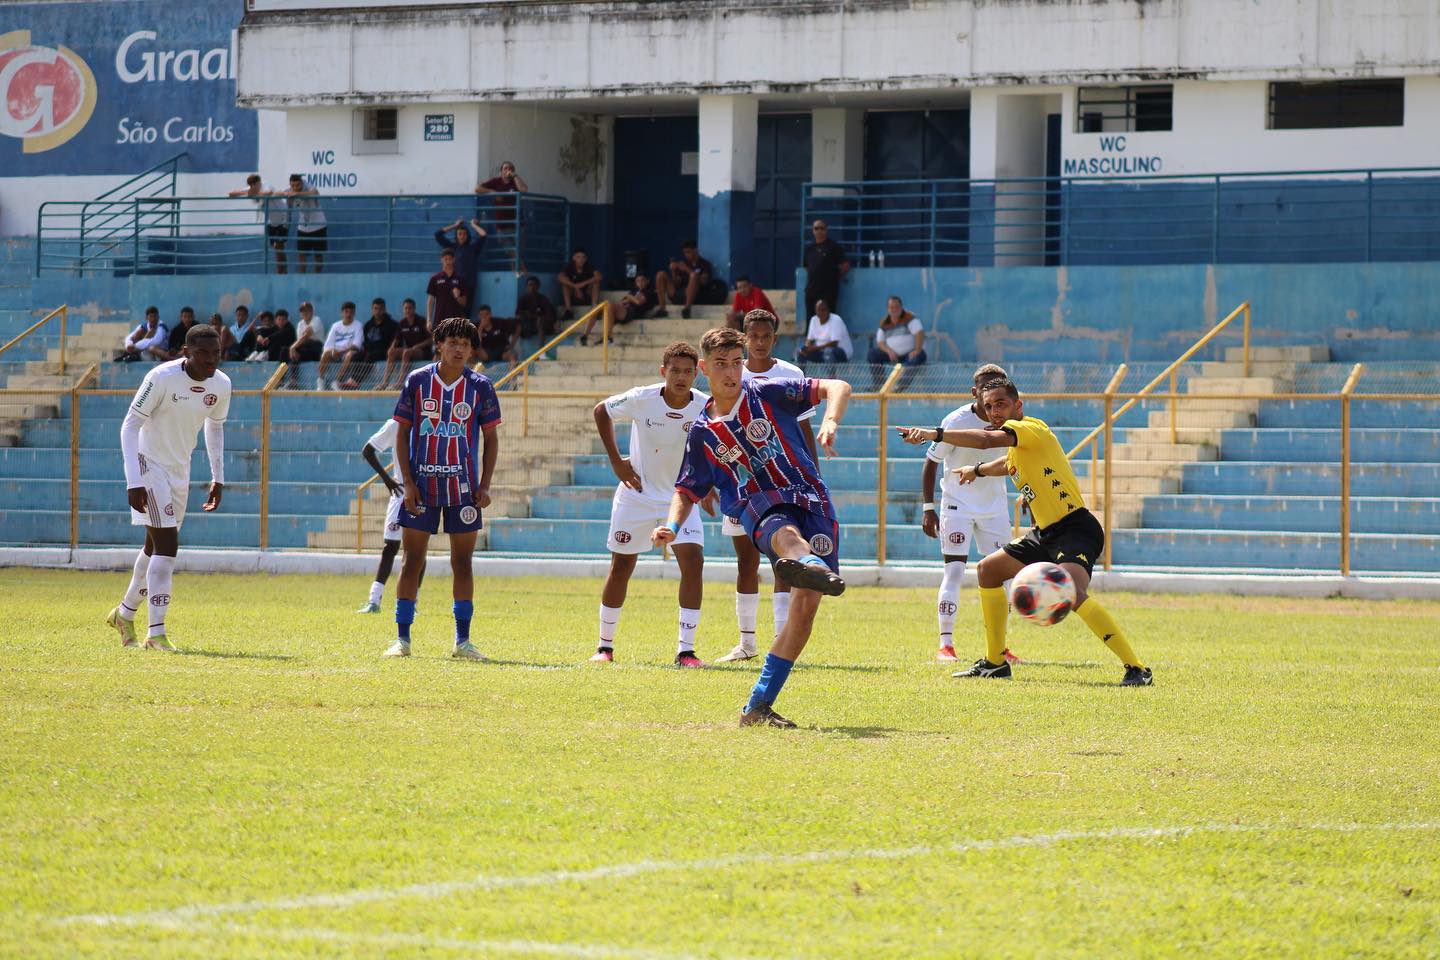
[4,568,1439,959]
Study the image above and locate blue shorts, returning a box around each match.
[745,503,841,574]
[398,502,484,535]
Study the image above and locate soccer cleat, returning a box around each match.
[1121,665,1154,687]
[715,642,758,663]
[674,651,705,669]
[451,640,488,661]
[1003,647,1023,664]
[106,607,138,647]
[936,644,958,661]
[589,646,614,663]
[383,640,411,657]
[143,634,178,653]
[739,703,797,728]
[774,557,846,596]
[355,602,381,614]
[952,657,1011,679]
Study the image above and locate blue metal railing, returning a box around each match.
[51,153,188,277]
[35,192,571,277]
[803,167,1440,268]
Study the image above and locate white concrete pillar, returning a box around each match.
[811,107,864,192]
[697,94,759,283]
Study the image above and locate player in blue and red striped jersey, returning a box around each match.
[654,327,853,728]
[385,317,502,661]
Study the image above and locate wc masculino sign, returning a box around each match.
[0,0,256,176]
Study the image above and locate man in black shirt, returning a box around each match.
[515,275,558,340]
[362,297,398,363]
[802,219,850,323]
[261,309,297,363]
[426,249,469,328]
[557,248,603,321]
[654,240,726,320]
[165,306,199,360]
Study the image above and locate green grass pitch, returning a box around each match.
[4,568,1438,958]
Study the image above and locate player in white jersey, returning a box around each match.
[922,363,1018,663]
[105,324,231,652]
[590,342,711,666]
[714,309,821,663]
[355,418,426,613]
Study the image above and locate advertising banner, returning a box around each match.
[0,0,257,176]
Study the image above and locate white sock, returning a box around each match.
[368,580,384,605]
[772,591,792,641]
[937,560,965,647]
[599,604,621,647]
[121,549,150,619]
[677,607,701,653]
[146,555,175,638]
[735,592,759,649]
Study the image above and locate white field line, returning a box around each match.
[62,821,1440,931]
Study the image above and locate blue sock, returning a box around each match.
[453,600,473,642]
[395,598,415,641]
[800,553,826,567]
[745,652,795,713]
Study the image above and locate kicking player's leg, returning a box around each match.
[447,529,484,660]
[593,551,638,661]
[954,545,1025,678]
[672,542,704,667]
[1066,563,1151,685]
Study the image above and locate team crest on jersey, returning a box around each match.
[744,418,773,444]
[388,522,399,532]
[163,504,175,516]
[459,505,478,524]
[948,531,965,545]
[452,401,473,421]
[203,394,217,407]
[613,530,632,544]
[421,397,440,417]
[682,421,694,431]
[809,533,834,556]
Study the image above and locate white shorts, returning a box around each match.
[383,492,404,542]
[608,489,704,554]
[939,502,1011,561]
[129,456,190,529]
[721,514,744,538]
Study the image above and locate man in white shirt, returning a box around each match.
[286,174,327,274]
[921,363,1018,663]
[105,324,231,652]
[117,306,168,363]
[716,309,820,664]
[317,300,365,390]
[869,295,928,366]
[287,300,325,386]
[794,300,852,366]
[589,342,711,667]
[355,418,426,613]
[228,173,288,275]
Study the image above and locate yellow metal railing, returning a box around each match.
[0,305,69,374]
[69,363,98,548]
[872,364,905,564]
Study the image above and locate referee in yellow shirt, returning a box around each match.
[900,376,1152,686]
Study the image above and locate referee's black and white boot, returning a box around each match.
[1120,665,1154,686]
[953,657,1012,679]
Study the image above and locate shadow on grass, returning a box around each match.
[177,650,295,661]
[816,726,930,739]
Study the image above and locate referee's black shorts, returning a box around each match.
[1002,508,1105,576]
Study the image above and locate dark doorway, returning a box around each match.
[753,114,812,290]
[611,116,698,285]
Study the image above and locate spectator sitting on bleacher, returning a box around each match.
[868,295,927,367]
[381,298,429,390]
[436,218,486,307]
[165,307,199,360]
[228,173,288,275]
[654,240,726,320]
[208,313,238,363]
[476,305,519,364]
[794,300,852,366]
[117,305,167,362]
[362,298,397,367]
[241,310,274,361]
[728,276,774,330]
[225,305,251,361]
[515,275,558,341]
[600,272,657,340]
[288,300,325,383]
[557,247,603,321]
[317,300,364,390]
[262,309,297,363]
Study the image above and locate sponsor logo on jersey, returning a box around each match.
[419,419,466,437]
[416,462,462,475]
[459,505,478,524]
[132,382,153,411]
[451,401,472,421]
[171,393,186,402]
[613,530,632,544]
[0,35,97,153]
[190,385,206,393]
[744,418,773,444]
[421,397,440,417]
[809,533,834,556]
[715,443,742,465]
[203,393,217,406]
[948,531,965,545]
[665,411,684,419]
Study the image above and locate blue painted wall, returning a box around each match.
[799,262,1440,363]
[697,189,754,288]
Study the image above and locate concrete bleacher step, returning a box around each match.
[1145,409,1255,429]
[1186,376,1291,395]
[1224,345,1329,363]
[1120,426,1226,447]
[1108,441,1217,462]
[1162,397,1261,415]
[0,401,61,420]
[1196,361,1301,379]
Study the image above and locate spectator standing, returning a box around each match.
[362,297,398,366]
[287,174,327,274]
[317,301,365,390]
[515,275,558,341]
[868,295,927,368]
[728,276,775,329]
[654,240,726,320]
[475,161,529,264]
[208,313,238,362]
[476,305,519,364]
[288,301,326,384]
[262,309,297,363]
[557,248,603,321]
[801,219,850,323]
[436,218,487,309]
[117,306,168,362]
[241,310,275,361]
[165,307,199,360]
[382,298,430,389]
[794,300,852,367]
[228,173,288,275]
[427,248,469,329]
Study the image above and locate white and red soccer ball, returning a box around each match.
[1009,562,1076,626]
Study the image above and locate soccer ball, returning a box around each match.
[1010,562,1076,626]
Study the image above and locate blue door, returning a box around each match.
[862,110,971,266]
[753,114,812,290]
[611,116,698,284]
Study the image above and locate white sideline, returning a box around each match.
[61,821,1440,930]
[5,546,1439,599]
